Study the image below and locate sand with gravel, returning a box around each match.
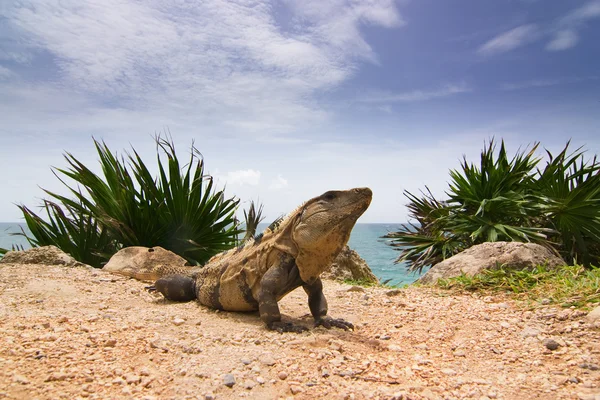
[1,262,599,400]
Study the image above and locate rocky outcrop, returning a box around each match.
[102,246,189,277]
[418,241,566,284]
[0,245,89,268]
[322,246,379,284]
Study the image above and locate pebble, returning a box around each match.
[453,350,466,357]
[579,363,600,371]
[290,385,304,395]
[347,286,365,292]
[386,289,402,296]
[256,376,266,384]
[441,368,457,376]
[278,371,288,380]
[241,358,252,365]
[259,354,276,366]
[172,318,185,326]
[542,338,560,351]
[520,327,541,338]
[104,339,117,347]
[13,374,29,384]
[223,373,236,388]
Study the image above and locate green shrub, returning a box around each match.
[386,139,600,272]
[18,136,241,267]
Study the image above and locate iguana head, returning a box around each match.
[287,187,372,283]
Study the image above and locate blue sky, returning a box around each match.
[1,0,599,223]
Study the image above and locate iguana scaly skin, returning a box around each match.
[114,187,372,332]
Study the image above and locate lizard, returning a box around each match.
[109,187,372,332]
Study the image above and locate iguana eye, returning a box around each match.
[323,192,336,201]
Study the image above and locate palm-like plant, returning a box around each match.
[241,200,265,243]
[19,136,241,267]
[387,139,600,272]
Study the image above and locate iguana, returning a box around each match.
[110,187,372,332]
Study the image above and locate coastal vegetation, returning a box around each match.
[8,136,244,267]
[386,139,600,272]
[436,264,600,308]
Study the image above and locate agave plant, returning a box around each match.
[241,200,265,243]
[534,142,600,266]
[19,135,241,267]
[387,139,600,272]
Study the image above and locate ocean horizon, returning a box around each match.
[0,222,423,286]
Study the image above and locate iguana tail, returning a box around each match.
[103,263,201,282]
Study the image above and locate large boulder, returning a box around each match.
[0,245,88,268]
[322,246,379,284]
[103,246,189,279]
[418,241,566,285]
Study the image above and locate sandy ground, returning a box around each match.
[1,262,599,400]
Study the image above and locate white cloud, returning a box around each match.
[359,83,471,103]
[501,76,598,90]
[561,0,600,24]
[269,174,289,191]
[478,24,539,55]
[0,0,404,138]
[545,1,600,51]
[220,170,261,186]
[546,30,579,51]
[0,66,14,79]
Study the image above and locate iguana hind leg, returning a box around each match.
[148,275,197,302]
[303,278,354,331]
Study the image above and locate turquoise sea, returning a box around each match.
[0,222,422,286]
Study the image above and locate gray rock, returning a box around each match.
[0,245,89,268]
[223,373,236,388]
[103,246,191,280]
[586,306,600,323]
[418,242,565,284]
[321,246,379,284]
[543,338,560,351]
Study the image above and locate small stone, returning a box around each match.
[388,344,402,352]
[172,318,185,326]
[241,358,252,365]
[256,376,266,384]
[290,385,304,395]
[441,368,457,376]
[347,286,365,292]
[278,371,288,380]
[321,368,330,377]
[579,363,600,371]
[543,338,560,351]
[13,375,29,384]
[520,327,541,338]
[125,374,141,384]
[205,393,215,400]
[453,350,466,357]
[500,322,510,329]
[223,373,235,388]
[243,380,256,389]
[379,335,391,340]
[104,339,117,347]
[386,289,402,296]
[540,298,552,305]
[259,354,276,366]
[112,377,125,385]
[58,316,69,323]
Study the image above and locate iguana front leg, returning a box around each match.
[258,265,307,333]
[303,278,354,331]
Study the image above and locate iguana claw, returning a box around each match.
[315,317,354,331]
[145,285,157,293]
[268,322,308,333]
